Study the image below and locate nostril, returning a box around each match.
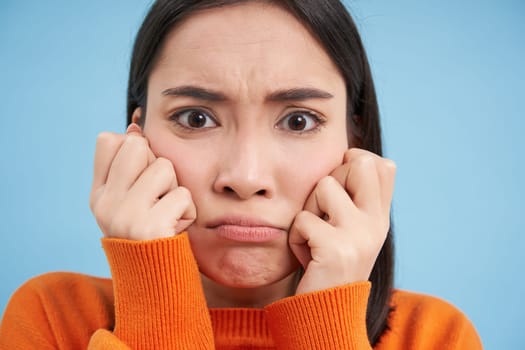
[223,186,267,196]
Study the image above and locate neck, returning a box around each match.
[201,272,299,308]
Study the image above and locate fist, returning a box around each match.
[289,148,396,294]
[89,124,196,240]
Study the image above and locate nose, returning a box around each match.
[213,134,274,200]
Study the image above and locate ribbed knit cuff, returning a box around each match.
[102,233,214,350]
[265,281,372,350]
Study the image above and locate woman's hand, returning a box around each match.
[289,148,396,295]
[89,124,196,240]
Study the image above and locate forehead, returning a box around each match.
[165,2,318,52]
[150,2,344,95]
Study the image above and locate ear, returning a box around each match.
[131,107,143,126]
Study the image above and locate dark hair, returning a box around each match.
[127,0,394,345]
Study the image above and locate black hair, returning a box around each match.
[127,0,393,345]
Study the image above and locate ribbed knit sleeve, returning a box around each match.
[91,233,214,350]
[265,281,373,350]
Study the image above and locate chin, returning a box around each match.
[189,231,297,282]
[207,271,290,289]
[199,249,300,289]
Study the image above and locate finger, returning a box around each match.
[90,132,127,210]
[105,135,150,195]
[151,186,196,236]
[303,176,355,227]
[92,132,126,191]
[345,148,396,216]
[338,148,382,214]
[376,158,397,215]
[289,210,331,268]
[127,123,156,165]
[127,157,178,206]
[329,162,350,189]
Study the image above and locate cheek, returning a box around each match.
[147,134,216,195]
[279,142,347,205]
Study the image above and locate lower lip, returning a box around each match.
[214,225,284,243]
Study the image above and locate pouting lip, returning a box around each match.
[206,215,286,230]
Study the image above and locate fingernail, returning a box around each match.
[126,123,142,136]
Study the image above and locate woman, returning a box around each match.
[0,0,482,349]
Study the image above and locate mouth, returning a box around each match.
[206,216,286,243]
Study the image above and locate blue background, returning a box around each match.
[1,1,523,348]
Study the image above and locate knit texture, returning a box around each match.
[0,233,482,349]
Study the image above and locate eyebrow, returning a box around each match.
[267,88,333,102]
[161,85,333,102]
[162,86,227,101]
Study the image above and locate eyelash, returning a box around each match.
[169,108,326,134]
[276,110,326,134]
[169,108,219,132]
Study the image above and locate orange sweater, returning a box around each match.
[0,233,482,349]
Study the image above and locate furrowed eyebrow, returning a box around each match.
[266,88,333,102]
[161,86,333,103]
[162,86,227,101]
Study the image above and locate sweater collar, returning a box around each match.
[209,308,273,347]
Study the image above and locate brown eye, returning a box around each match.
[172,109,217,129]
[278,111,323,133]
[187,111,207,128]
[287,114,307,131]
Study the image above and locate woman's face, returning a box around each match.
[141,2,348,289]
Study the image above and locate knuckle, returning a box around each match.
[175,186,192,201]
[318,175,338,190]
[384,158,396,169]
[355,153,377,167]
[377,159,397,183]
[346,147,362,157]
[384,159,397,175]
[94,208,112,234]
[89,195,97,212]
[92,194,110,221]
[89,187,104,212]
[155,157,174,172]
[317,176,330,189]
[92,202,104,219]
[293,210,315,232]
[295,210,310,221]
[96,131,119,145]
[147,158,175,183]
[125,134,148,150]
[293,210,311,229]
[344,147,367,161]
[95,132,124,154]
[120,136,150,164]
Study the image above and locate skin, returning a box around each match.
[89,2,396,308]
